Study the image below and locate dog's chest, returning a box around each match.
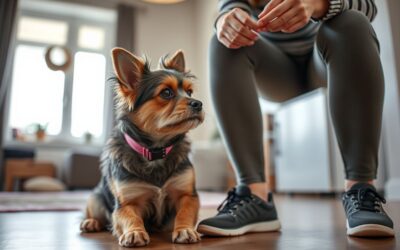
[115,168,193,223]
[122,158,183,187]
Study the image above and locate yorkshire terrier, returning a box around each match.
[80,48,204,247]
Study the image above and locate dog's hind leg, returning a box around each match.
[80,193,108,233]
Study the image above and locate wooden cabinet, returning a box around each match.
[4,159,56,191]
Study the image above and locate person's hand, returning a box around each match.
[257,0,328,33]
[216,8,260,49]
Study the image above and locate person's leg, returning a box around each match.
[197,35,304,236]
[209,34,304,199]
[308,52,375,192]
[310,10,393,237]
[312,9,384,186]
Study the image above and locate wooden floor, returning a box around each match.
[0,195,398,250]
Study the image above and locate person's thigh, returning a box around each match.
[247,36,306,102]
[307,45,327,90]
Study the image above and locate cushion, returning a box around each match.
[24,176,66,192]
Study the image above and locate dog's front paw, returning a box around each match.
[80,218,103,233]
[173,228,200,244]
[119,230,150,247]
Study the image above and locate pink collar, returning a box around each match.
[124,133,173,161]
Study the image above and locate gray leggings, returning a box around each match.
[209,10,384,184]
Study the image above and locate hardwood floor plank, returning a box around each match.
[0,195,398,250]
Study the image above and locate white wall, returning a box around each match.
[134,2,197,70]
[373,0,400,200]
[133,0,218,141]
[191,0,219,141]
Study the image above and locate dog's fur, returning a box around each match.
[80,48,204,247]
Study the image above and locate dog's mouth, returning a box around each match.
[165,115,203,128]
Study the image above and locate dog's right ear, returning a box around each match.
[111,48,144,90]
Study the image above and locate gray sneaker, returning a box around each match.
[197,185,281,236]
[342,183,394,237]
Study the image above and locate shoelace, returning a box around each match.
[346,187,386,213]
[217,188,251,214]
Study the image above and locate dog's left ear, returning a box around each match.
[159,50,185,72]
[111,47,145,90]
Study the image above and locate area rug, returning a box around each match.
[0,191,225,212]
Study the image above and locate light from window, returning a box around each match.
[71,52,106,138]
[17,17,68,45]
[78,25,105,50]
[9,45,65,135]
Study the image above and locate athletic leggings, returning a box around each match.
[209,10,384,184]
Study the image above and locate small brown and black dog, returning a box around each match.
[80,48,204,247]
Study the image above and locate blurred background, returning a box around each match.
[0,0,399,204]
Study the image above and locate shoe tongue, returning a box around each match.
[349,182,376,191]
[235,184,251,197]
[349,183,380,209]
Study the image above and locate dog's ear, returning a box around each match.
[159,50,185,73]
[111,48,145,89]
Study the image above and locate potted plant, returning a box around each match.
[84,131,93,144]
[34,123,48,141]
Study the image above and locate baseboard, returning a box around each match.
[385,178,400,200]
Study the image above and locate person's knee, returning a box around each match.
[209,33,255,74]
[209,33,248,58]
[316,10,378,53]
[210,33,221,51]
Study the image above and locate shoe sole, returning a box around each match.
[346,220,395,237]
[197,220,281,236]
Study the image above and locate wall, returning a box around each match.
[133,0,218,141]
[191,0,218,140]
[373,0,400,200]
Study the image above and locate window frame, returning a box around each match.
[4,5,116,148]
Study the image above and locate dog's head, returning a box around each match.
[111,48,204,139]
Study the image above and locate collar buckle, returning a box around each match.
[146,148,166,161]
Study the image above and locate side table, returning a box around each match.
[4,159,56,191]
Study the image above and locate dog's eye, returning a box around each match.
[160,88,175,99]
[186,90,193,97]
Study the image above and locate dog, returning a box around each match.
[80,47,204,247]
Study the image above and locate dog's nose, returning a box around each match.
[189,100,202,112]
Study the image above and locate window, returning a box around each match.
[17,16,69,45]
[7,4,115,145]
[71,52,106,138]
[78,25,106,50]
[10,45,65,135]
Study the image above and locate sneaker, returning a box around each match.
[342,182,395,237]
[197,185,281,236]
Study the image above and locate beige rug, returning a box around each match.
[0,191,225,212]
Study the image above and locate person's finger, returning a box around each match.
[233,8,259,30]
[219,35,241,49]
[229,16,259,41]
[224,25,255,46]
[282,14,304,29]
[258,0,293,27]
[258,0,283,19]
[266,7,299,32]
[281,19,308,33]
